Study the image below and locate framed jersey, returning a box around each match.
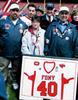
[19,55,78,100]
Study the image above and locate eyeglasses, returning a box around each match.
[11,9,19,12]
[60,11,69,15]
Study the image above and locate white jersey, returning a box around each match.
[20,16,32,26]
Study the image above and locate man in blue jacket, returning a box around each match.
[0,3,28,99]
[44,6,78,58]
[44,6,78,100]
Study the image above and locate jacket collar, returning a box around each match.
[6,16,21,25]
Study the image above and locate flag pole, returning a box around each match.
[44,0,46,14]
[19,0,29,14]
[59,0,62,7]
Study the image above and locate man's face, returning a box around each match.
[10,8,19,20]
[59,11,69,22]
[46,8,54,17]
[28,7,36,18]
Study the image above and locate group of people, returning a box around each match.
[0,2,78,100]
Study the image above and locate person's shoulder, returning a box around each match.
[41,14,46,17]
[40,27,45,30]
[41,14,46,19]
[49,19,58,27]
[42,29,46,33]
[0,17,6,25]
[1,16,12,24]
[19,18,26,23]
[51,16,59,23]
[68,22,77,29]
[0,16,8,21]
[41,29,46,34]
[23,28,31,36]
[68,22,78,34]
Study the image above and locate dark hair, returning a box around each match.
[31,15,41,22]
[36,6,44,14]
[71,10,78,19]
[28,3,36,10]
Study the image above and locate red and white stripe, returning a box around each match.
[2,0,21,13]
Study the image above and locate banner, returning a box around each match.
[20,56,77,100]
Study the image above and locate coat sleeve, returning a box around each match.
[0,19,6,36]
[44,24,53,56]
[21,30,32,55]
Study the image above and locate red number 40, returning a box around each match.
[37,81,57,96]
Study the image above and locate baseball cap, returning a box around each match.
[36,6,44,14]
[9,3,20,10]
[46,3,54,10]
[59,6,69,12]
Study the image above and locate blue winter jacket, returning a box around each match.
[44,20,78,58]
[0,17,28,58]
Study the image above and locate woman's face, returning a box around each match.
[32,20,40,29]
[73,12,78,22]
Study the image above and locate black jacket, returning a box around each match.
[40,14,57,30]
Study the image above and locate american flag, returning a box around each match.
[2,0,21,13]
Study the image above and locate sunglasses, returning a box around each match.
[11,9,19,12]
[60,11,69,15]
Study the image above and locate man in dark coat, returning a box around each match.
[41,3,56,30]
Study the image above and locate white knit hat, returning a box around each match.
[59,6,69,12]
